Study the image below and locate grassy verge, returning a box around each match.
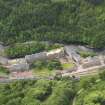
[31,60,62,77]
[77,50,97,58]
[62,63,75,69]
[32,68,55,77]
[0,66,9,76]
[4,41,63,58]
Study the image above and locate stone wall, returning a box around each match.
[0,56,8,65]
[82,57,101,69]
[1,48,64,71]
[25,48,64,63]
[46,48,64,59]
[25,52,47,63]
[9,63,29,72]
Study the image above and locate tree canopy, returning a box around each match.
[0,0,105,48]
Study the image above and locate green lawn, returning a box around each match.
[32,63,75,77]
[0,66,9,76]
[77,50,97,58]
[0,72,7,76]
[62,63,75,70]
[32,68,56,77]
[31,59,62,77]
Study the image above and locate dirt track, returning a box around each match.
[62,56,105,77]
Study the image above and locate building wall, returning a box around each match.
[25,48,64,63]
[0,56,8,65]
[1,48,64,71]
[9,63,29,72]
[47,48,64,59]
[25,52,47,63]
[82,60,101,69]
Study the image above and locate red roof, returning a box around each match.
[0,77,7,80]
[11,71,33,79]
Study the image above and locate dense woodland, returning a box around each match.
[0,0,105,48]
[0,78,76,105]
[1,71,105,105]
[4,41,62,58]
[1,0,105,105]
[76,71,105,105]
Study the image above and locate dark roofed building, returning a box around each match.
[64,46,82,63]
[25,52,47,63]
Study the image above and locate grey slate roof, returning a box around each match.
[64,46,81,63]
[25,52,47,63]
[9,63,29,71]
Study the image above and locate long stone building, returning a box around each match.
[3,48,64,71]
[82,57,101,69]
[25,48,64,64]
[25,52,47,63]
[7,58,29,71]
[0,56,8,65]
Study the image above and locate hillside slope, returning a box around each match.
[0,0,105,48]
[0,79,76,105]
